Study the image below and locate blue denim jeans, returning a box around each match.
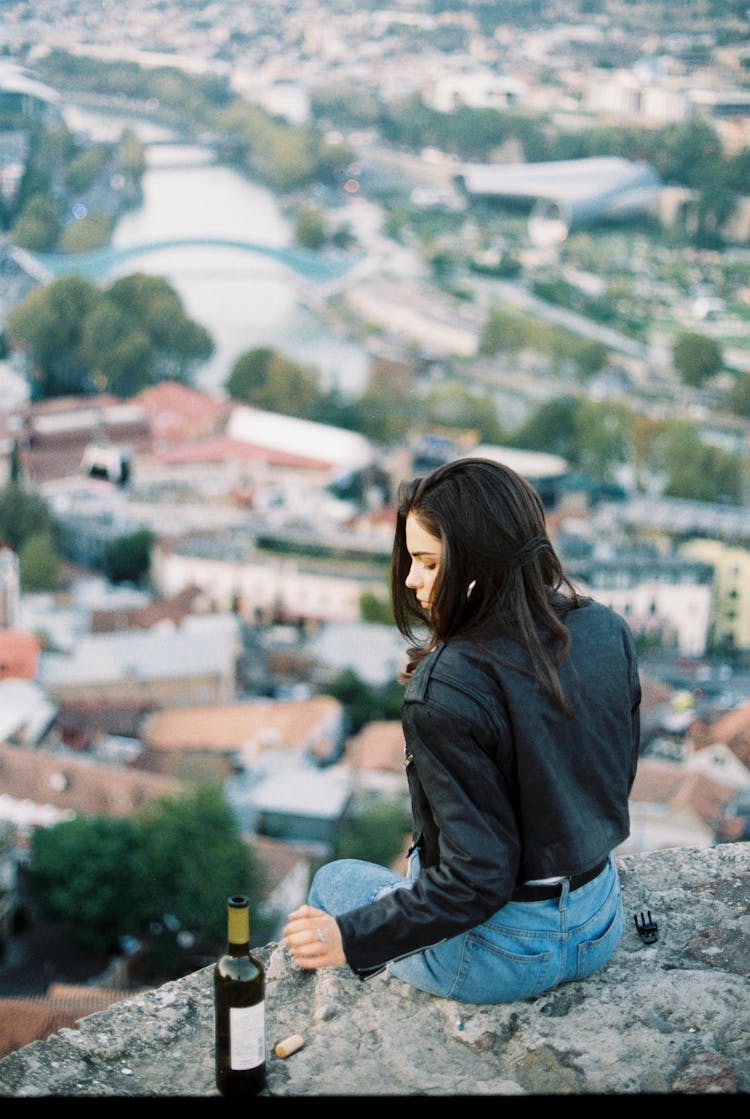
[308,853,624,1004]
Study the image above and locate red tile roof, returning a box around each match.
[135,381,229,443]
[690,701,750,767]
[0,985,150,1059]
[343,720,406,773]
[630,757,686,804]
[639,674,674,711]
[0,742,182,818]
[152,435,333,470]
[141,696,342,758]
[631,756,736,830]
[0,631,41,681]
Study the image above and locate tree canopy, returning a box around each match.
[0,482,55,554]
[657,420,742,504]
[6,273,214,399]
[29,783,265,979]
[326,667,403,734]
[336,797,411,869]
[294,205,327,250]
[225,346,324,417]
[18,531,60,591]
[11,193,61,252]
[480,306,608,377]
[672,331,723,388]
[103,528,155,586]
[508,395,743,504]
[726,372,750,418]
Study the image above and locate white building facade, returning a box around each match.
[151,539,388,627]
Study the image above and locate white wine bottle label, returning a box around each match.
[229,1002,265,1070]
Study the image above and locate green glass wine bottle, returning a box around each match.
[214,894,266,1096]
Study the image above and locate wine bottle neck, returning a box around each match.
[227,902,250,949]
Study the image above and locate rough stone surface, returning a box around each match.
[0,843,748,1097]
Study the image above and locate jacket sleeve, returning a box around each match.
[336,689,521,978]
[621,616,642,792]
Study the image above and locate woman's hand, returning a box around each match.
[283,904,346,970]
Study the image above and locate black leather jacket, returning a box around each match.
[337,599,641,979]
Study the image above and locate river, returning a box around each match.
[63,105,371,398]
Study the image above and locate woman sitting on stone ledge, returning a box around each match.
[284,457,641,1004]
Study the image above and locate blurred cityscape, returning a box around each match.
[0,0,749,1056]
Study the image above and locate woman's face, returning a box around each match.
[404,512,443,613]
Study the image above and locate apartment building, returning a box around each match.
[680,539,750,652]
[565,551,714,658]
[150,531,388,628]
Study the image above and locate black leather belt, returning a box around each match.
[511,858,608,903]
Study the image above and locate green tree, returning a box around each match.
[726,372,750,418]
[573,400,632,481]
[309,385,363,430]
[106,273,214,383]
[79,298,153,395]
[658,420,742,503]
[11,192,60,251]
[102,330,154,396]
[574,339,609,379]
[351,387,416,444]
[18,123,75,212]
[29,814,142,954]
[310,81,382,129]
[29,784,264,978]
[18,531,60,591]
[117,128,147,180]
[352,357,421,445]
[359,590,393,625]
[327,667,403,733]
[103,528,154,585]
[326,668,378,734]
[509,395,580,461]
[132,783,266,971]
[254,355,323,417]
[6,273,213,399]
[218,101,348,193]
[336,797,411,868]
[63,146,108,192]
[225,346,324,418]
[0,483,54,553]
[422,382,505,444]
[510,397,632,482]
[225,346,276,401]
[651,117,724,191]
[5,275,98,397]
[58,212,114,253]
[479,307,530,354]
[673,331,723,387]
[726,146,750,194]
[8,441,22,485]
[258,124,320,192]
[631,413,665,493]
[294,205,327,250]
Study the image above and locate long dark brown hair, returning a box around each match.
[391,457,582,712]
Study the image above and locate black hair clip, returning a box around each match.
[634,910,658,944]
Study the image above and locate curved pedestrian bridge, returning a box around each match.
[14,238,358,285]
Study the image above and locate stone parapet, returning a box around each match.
[0,843,748,1096]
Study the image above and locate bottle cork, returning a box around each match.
[274,1033,305,1059]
